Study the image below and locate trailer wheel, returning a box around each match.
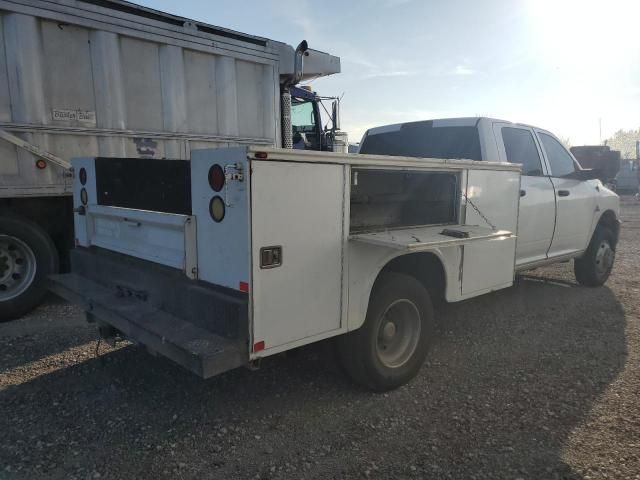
[574,226,616,287]
[0,214,58,321]
[338,272,434,392]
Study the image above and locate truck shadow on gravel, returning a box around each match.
[0,270,627,480]
[0,295,93,372]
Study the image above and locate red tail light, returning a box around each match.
[208,164,225,192]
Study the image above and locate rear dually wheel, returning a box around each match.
[338,272,435,392]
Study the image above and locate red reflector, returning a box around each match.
[254,151,268,159]
[239,281,249,292]
[79,167,87,185]
[35,159,47,169]
[253,340,265,352]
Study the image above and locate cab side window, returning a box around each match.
[501,127,544,176]
[539,133,576,177]
[291,99,316,133]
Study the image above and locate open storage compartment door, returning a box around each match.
[349,225,513,251]
[348,163,521,301]
[459,168,520,297]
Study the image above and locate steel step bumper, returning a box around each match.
[49,273,247,378]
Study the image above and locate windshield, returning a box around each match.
[359,121,482,161]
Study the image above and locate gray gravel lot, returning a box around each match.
[1,198,639,480]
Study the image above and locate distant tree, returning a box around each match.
[605,128,640,159]
[558,136,571,148]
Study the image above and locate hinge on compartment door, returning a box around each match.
[225,163,244,182]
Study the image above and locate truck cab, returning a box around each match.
[359,118,620,281]
[289,85,345,152]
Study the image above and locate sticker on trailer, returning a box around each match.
[51,109,97,126]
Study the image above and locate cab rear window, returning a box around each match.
[359,121,482,161]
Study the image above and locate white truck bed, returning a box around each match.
[50,146,521,377]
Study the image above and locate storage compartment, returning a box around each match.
[95,158,191,215]
[350,169,460,233]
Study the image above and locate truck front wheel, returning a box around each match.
[574,226,616,287]
[338,272,434,392]
[0,214,58,321]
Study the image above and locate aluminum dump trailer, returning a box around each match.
[0,0,340,320]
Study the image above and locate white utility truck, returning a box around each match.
[359,118,621,284]
[50,140,616,392]
[0,0,344,320]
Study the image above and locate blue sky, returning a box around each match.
[138,0,640,145]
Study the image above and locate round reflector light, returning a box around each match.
[35,159,47,169]
[208,164,225,192]
[79,167,87,185]
[209,196,225,222]
[80,188,88,205]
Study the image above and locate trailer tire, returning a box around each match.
[338,272,434,392]
[0,213,59,321]
[574,226,615,287]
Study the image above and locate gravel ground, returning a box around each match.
[1,198,639,480]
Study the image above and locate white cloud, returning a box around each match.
[452,64,474,76]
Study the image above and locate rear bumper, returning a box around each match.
[49,248,248,378]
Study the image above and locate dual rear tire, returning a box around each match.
[338,272,434,392]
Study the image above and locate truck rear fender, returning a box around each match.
[349,250,449,332]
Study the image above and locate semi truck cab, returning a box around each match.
[290,85,344,152]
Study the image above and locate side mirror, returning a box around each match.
[331,100,341,131]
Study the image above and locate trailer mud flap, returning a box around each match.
[49,273,246,378]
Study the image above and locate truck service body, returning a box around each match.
[0,0,344,320]
[51,146,523,390]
